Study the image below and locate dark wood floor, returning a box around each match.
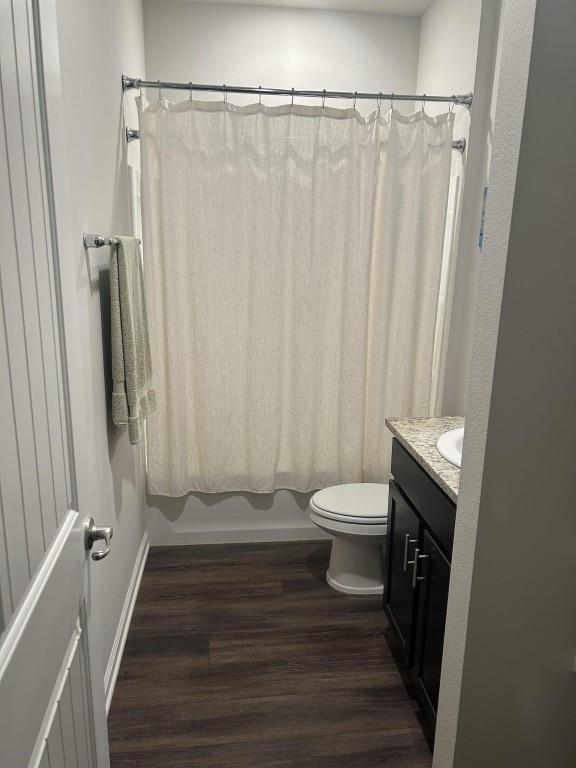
[108,542,431,768]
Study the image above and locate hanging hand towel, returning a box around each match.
[110,236,156,444]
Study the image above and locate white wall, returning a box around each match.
[416,0,489,416]
[142,0,420,544]
[417,0,482,121]
[143,0,420,107]
[435,0,576,764]
[53,0,149,686]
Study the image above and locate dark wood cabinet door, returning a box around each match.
[414,529,451,723]
[384,481,421,664]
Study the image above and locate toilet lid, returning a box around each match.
[311,483,388,523]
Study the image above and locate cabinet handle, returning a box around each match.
[412,550,429,588]
[403,534,418,572]
[411,548,420,587]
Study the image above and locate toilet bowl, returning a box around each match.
[309,483,389,596]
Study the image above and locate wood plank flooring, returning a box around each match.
[108,542,431,768]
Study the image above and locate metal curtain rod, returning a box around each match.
[125,127,467,153]
[122,75,473,108]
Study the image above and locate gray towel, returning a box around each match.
[110,236,156,444]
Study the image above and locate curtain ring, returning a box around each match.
[377,92,383,113]
[422,94,426,113]
[157,79,162,100]
[291,87,295,107]
[353,91,357,110]
[189,82,193,101]
[390,92,395,111]
[222,85,227,103]
[449,97,455,113]
[259,86,262,105]
[322,89,326,109]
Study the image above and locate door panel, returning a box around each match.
[384,481,421,663]
[0,0,110,765]
[0,0,71,628]
[0,511,95,767]
[40,628,96,768]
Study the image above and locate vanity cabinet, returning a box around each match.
[384,439,456,740]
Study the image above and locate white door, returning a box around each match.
[0,0,111,766]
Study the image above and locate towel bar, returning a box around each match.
[83,234,119,248]
[83,234,141,248]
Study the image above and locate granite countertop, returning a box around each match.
[385,416,464,503]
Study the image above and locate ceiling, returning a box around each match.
[168,0,436,15]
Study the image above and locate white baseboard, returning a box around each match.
[150,524,329,546]
[104,530,149,715]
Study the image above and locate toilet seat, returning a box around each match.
[311,483,388,525]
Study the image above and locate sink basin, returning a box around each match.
[436,426,464,467]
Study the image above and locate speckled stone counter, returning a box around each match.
[385,417,463,503]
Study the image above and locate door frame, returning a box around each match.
[433,1,538,765]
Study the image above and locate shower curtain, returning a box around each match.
[139,98,454,495]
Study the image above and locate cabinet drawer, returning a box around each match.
[391,439,456,560]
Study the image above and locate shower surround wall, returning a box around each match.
[142,0,421,544]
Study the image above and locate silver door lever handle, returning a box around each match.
[84,518,113,561]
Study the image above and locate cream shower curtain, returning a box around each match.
[139,98,454,495]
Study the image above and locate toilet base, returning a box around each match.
[326,536,384,596]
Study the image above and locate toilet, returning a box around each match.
[309,483,389,596]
